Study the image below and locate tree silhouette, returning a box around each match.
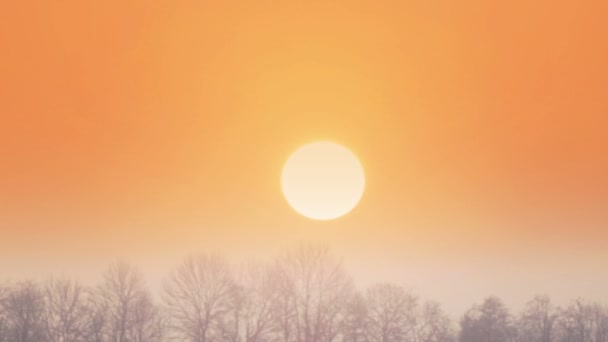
[163,254,236,342]
[459,296,516,342]
[1,281,45,342]
[99,261,160,342]
[366,283,418,342]
[269,245,353,342]
[42,277,89,342]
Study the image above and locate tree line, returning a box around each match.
[1,246,607,342]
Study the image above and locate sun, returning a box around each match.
[281,141,365,220]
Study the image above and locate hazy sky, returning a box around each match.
[1,0,607,316]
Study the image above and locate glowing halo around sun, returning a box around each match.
[281,142,365,220]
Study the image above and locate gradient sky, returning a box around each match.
[1,0,607,316]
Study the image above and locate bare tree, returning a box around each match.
[416,301,455,342]
[459,296,516,342]
[269,245,353,342]
[81,288,108,342]
[99,261,156,342]
[163,254,236,342]
[556,299,608,342]
[218,263,277,342]
[365,283,418,342]
[557,299,588,342]
[517,295,558,342]
[268,265,296,342]
[0,285,8,342]
[341,292,369,342]
[1,281,45,342]
[127,292,164,342]
[42,277,90,342]
[588,303,608,342]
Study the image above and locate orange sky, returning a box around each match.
[1,0,607,315]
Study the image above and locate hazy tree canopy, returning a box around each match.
[220,262,277,342]
[366,283,418,342]
[459,296,516,342]
[162,254,236,342]
[341,292,370,342]
[270,245,354,342]
[516,295,558,342]
[43,277,89,342]
[0,286,8,342]
[1,281,45,342]
[1,248,607,342]
[417,301,455,342]
[99,261,162,342]
[556,299,608,342]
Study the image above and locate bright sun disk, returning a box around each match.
[281,141,365,220]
